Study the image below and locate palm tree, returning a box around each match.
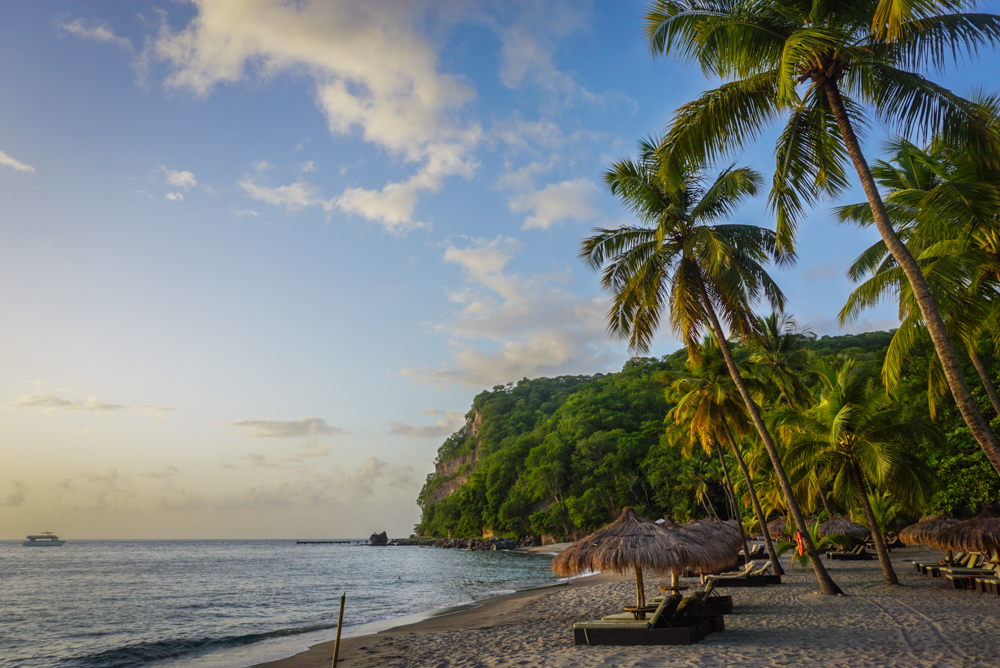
[580,139,842,593]
[776,358,938,584]
[747,313,815,409]
[665,337,784,574]
[644,0,1000,477]
[839,137,1000,417]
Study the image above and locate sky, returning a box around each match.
[1,0,996,539]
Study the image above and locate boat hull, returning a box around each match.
[23,541,65,546]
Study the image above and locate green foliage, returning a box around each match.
[416,330,1000,539]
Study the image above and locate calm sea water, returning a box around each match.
[0,540,561,668]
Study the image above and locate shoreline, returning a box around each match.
[253,570,621,668]
[253,544,1000,668]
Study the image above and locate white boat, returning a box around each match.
[23,532,65,546]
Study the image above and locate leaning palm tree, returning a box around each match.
[644,0,1000,477]
[665,337,784,574]
[839,136,1000,417]
[776,358,939,584]
[580,139,842,593]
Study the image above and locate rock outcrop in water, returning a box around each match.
[369,531,389,546]
[390,537,517,551]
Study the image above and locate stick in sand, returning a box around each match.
[331,592,346,668]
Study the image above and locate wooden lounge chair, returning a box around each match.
[915,552,966,575]
[573,593,714,646]
[708,561,780,587]
[651,578,734,615]
[943,562,998,590]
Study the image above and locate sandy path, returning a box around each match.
[257,546,1000,668]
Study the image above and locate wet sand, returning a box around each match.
[256,545,1000,668]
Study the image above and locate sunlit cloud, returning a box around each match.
[152,0,481,232]
[509,177,602,230]
[388,409,465,439]
[0,150,36,174]
[166,192,184,201]
[159,166,197,190]
[400,236,622,387]
[239,178,334,213]
[225,417,344,439]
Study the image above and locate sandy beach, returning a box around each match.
[256,545,1000,668]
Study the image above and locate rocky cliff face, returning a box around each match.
[424,410,481,506]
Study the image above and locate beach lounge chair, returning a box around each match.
[651,578,734,615]
[943,561,998,590]
[573,594,712,646]
[830,545,874,561]
[914,552,965,575]
[708,560,779,587]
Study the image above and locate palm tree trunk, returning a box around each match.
[714,439,751,560]
[722,418,785,576]
[823,79,1000,478]
[700,286,841,594]
[969,345,1000,417]
[818,485,833,515]
[849,461,898,584]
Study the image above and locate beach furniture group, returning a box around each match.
[901,509,1000,596]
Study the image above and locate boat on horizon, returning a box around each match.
[23,532,65,546]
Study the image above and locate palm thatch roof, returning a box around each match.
[899,514,960,546]
[684,517,744,552]
[817,516,871,540]
[551,508,733,578]
[928,508,1000,553]
[766,516,790,540]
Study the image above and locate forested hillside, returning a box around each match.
[415,330,1000,540]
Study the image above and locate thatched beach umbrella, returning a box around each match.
[552,508,729,609]
[685,517,744,552]
[899,514,959,546]
[929,508,1000,557]
[767,516,790,540]
[818,516,871,541]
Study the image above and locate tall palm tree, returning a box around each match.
[665,338,785,574]
[776,358,939,584]
[644,0,1000,477]
[839,137,1000,417]
[580,139,842,593]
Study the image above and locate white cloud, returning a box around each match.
[233,208,261,218]
[388,409,465,439]
[400,237,621,387]
[225,417,344,439]
[509,178,602,230]
[59,18,133,51]
[240,178,333,213]
[152,0,481,231]
[166,192,184,201]
[0,481,27,507]
[299,161,317,173]
[0,150,36,174]
[4,393,174,416]
[160,166,198,190]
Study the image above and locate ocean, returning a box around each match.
[0,540,562,668]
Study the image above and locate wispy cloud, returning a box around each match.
[239,178,333,213]
[139,466,180,480]
[58,18,133,51]
[388,409,465,439]
[225,417,344,439]
[160,166,197,190]
[401,236,621,387]
[5,392,174,417]
[508,178,602,230]
[153,0,481,232]
[0,481,28,507]
[0,150,36,174]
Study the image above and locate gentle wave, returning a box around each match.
[65,623,339,668]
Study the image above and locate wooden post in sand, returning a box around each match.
[332,592,346,668]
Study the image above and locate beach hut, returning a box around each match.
[929,508,1000,557]
[818,516,871,542]
[552,508,731,609]
[899,514,960,546]
[766,516,790,541]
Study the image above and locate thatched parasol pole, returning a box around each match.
[635,566,645,608]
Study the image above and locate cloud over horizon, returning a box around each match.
[225,417,344,439]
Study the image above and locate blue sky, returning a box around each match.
[1,0,996,539]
